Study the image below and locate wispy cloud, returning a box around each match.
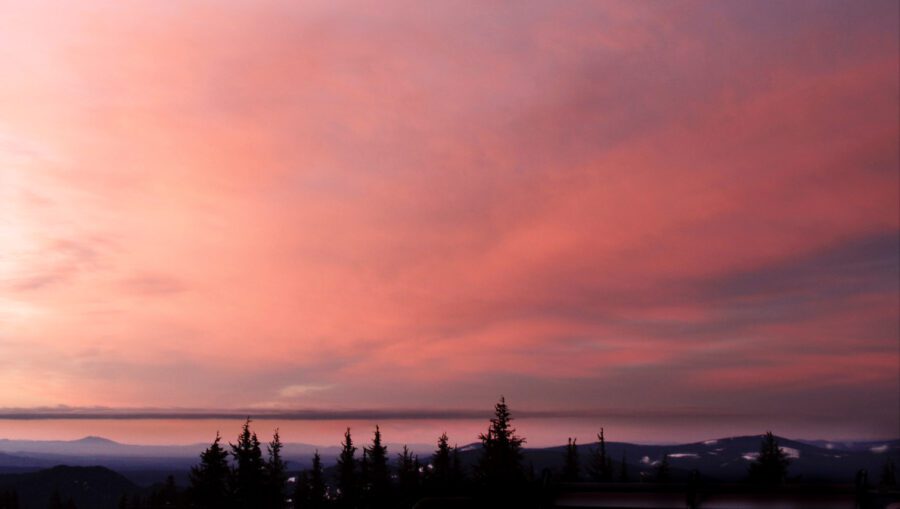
[0,0,896,439]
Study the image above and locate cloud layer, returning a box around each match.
[0,0,897,440]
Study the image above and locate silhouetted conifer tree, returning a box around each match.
[189,432,230,508]
[359,448,369,504]
[291,470,312,509]
[231,418,266,507]
[430,433,452,492]
[618,453,629,482]
[156,475,178,507]
[748,432,790,485]
[476,397,526,489]
[855,469,870,507]
[588,428,614,481]
[294,471,311,509]
[397,446,420,505]
[880,458,897,488]
[561,438,579,482]
[309,451,327,507]
[336,428,358,507]
[655,453,671,483]
[363,426,390,507]
[294,451,326,509]
[686,469,701,509]
[449,444,464,488]
[265,429,287,508]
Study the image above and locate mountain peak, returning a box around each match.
[74,435,117,444]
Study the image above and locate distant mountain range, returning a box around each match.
[0,434,896,487]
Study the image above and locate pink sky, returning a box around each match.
[0,0,897,443]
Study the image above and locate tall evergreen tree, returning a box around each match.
[430,433,452,492]
[588,428,613,481]
[561,438,579,482]
[264,429,287,508]
[189,432,231,508]
[450,444,464,488]
[295,451,327,509]
[231,418,266,507]
[364,426,390,507]
[359,448,369,503]
[309,451,327,507]
[618,453,629,482]
[880,458,897,488]
[748,432,790,485]
[397,446,420,505]
[655,453,671,483]
[476,397,526,488]
[293,471,311,509]
[161,475,179,506]
[336,428,358,507]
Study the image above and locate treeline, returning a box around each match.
[181,397,819,509]
[1,397,894,509]
[188,397,537,508]
[558,430,791,484]
[172,399,900,509]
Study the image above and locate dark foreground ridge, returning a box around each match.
[0,465,136,508]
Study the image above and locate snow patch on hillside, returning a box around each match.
[781,447,800,459]
[669,453,699,459]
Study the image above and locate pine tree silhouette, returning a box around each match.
[449,444,464,489]
[309,451,327,507]
[618,453,629,482]
[748,432,790,485]
[588,428,614,481]
[359,448,369,503]
[397,445,420,505]
[364,426,390,507]
[336,427,358,508]
[430,432,452,493]
[880,458,897,488]
[264,429,287,508]
[655,453,671,483]
[189,432,230,508]
[230,418,266,507]
[162,475,178,506]
[561,438,579,482]
[294,451,327,509]
[293,471,311,509]
[477,396,526,490]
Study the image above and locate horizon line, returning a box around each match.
[0,406,758,421]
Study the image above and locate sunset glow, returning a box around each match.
[0,0,897,444]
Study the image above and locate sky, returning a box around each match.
[0,0,898,445]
